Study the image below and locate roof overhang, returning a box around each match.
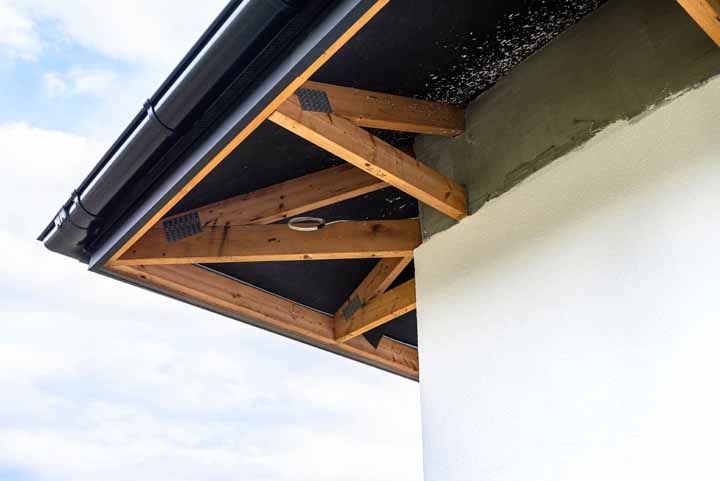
[43,0,425,379]
[41,0,626,379]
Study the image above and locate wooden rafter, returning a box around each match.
[108,0,391,264]
[301,81,465,136]
[109,264,419,379]
[269,95,468,220]
[335,279,416,343]
[678,0,720,46]
[115,219,421,266]
[151,164,386,232]
[335,256,412,323]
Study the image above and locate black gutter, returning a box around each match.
[39,0,306,261]
[87,0,378,270]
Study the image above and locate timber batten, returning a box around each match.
[678,0,720,47]
[335,279,417,342]
[301,81,465,136]
[116,220,421,266]
[335,256,412,322]
[270,94,468,220]
[109,264,419,379]
[152,164,387,231]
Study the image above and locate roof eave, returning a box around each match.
[86,0,379,272]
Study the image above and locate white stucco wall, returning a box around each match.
[414,76,720,481]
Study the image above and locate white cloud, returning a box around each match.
[4,0,227,138]
[3,0,229,136]
[0,121,423,481]
[15,0,227,68]
[0,122,103,236]
[43,71,68,96]
[43,67,116,98]
[0,0,42,58]
[69,67,115,95]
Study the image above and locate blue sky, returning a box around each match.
[0,1,423,480]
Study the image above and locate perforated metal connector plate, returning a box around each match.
[341,295,363,320]
[296,88,332,113]
[162,212,202,243]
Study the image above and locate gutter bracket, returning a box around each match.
[54,190,102,231]
[144,99,176,134]
[53,206,69,229]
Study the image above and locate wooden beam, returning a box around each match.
[109,264,419,379]
[269,95,468,220]
[335,279,416,343]
[152,164,386,231]
[302,81,464,136]
[678,0,720,46]
[116,219,421,266]
[108,0,391,264]
[335,256,412,322]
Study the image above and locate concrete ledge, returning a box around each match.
[415,0,720,239]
